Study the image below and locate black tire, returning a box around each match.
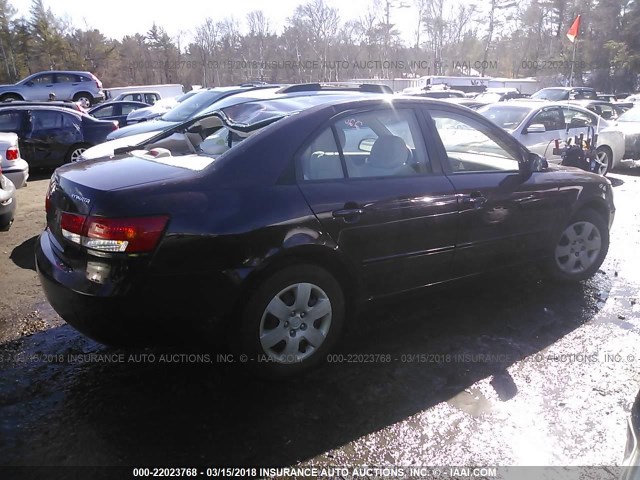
[545,208,609,282]
[65,143,91,164]
[595,146,612,176]
[1,93,22,102]
[237,264,345,378]
[73,92,93,108]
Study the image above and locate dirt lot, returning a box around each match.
[0,171,639,477]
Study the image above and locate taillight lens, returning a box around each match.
[6,146,18,161]
[111,121,119,130]
[60,213,168,253]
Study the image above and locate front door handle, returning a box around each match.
[332,204,364,223]
[461,191,487,208]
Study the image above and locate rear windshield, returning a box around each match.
[162,90,229,122]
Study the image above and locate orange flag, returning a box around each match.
[567,15,581,43]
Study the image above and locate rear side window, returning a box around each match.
[300,109,431,181]
[0,111,22,131]
[92,105,115,118]
[55,73,81,83]
[31,111,64,129]
[144,93,158,105]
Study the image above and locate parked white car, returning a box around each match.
[0,132,28,188]
[125,90,201,124]
[478,101,625,175]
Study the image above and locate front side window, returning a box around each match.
[299,109,430,181]
[121,104,139,115]
[528,108,564,132]
[429,109,522,172]
[30,74,53,85]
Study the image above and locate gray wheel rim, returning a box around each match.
[77,97,90,108]
[70,147,86,162]
[259,282,332,364]
[595,150,609,175]
[555,220,602,274]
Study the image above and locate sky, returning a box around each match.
[9,0,422,45]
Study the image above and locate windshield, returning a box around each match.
[477,104,530,130]
[161,90,229,122]
[531,88,568,101]
[617,107,640,122]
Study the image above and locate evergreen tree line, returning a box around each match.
[0,0,638,93]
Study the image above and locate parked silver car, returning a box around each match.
[478,101,625,175]
[0,167,16,231]
[0,71,104,108]
[0,132,28,188]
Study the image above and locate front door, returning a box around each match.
[426,107,566,277]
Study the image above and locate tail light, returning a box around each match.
[60,213,168,253]
[6,146,19,161]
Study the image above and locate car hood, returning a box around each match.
[107,119,176,140]
[81,131,162,161]
[614,121,640,134]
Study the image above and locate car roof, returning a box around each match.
[216,95,463,131]
[26,70,94,76]
[0,104,83,115]
[89,101,149,110]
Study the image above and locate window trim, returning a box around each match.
[425,106,526,175]
[295,106,437,184]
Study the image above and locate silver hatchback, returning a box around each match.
[0,71,104,108]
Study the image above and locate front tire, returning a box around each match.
[546,208,609,282]
[595,147,612,176]
[238,264,345,378]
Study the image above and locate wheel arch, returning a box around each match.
[0,92,23,101]
[232,243,362,329]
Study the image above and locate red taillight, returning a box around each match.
[111,121,119,131]
[60,213,168,253]
[6,146,18,161]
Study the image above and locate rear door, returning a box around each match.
[23,110,81,166]
[53,73,81,101]
[297,106,460,298]
[426,106,565,276]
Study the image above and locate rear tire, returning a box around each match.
[73,92,92,108]
[1,93,22,102]
[65,143,91,164]
[236,264,345,378]
[545,208,609,282]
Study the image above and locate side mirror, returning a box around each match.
[25,81,33,87]
[521,152,548,175]
[359,138,375,152]
[525,123,546,134]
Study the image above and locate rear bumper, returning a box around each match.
[35,230,240,346]
[3,160,29,188]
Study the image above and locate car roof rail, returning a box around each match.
[276,82,393,94]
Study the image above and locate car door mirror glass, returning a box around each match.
[25,81,33,87]
[523,152,548,174]
[526,123,546,134]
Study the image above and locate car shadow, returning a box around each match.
[0,267,611,468]
[9,235,37,271]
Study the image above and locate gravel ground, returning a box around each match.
[0,171,639,479]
